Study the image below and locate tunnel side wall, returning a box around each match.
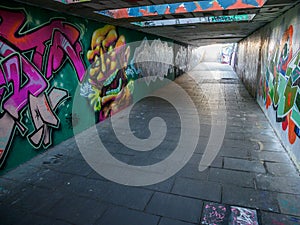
[0,2,194,171]
[235,4,300,167]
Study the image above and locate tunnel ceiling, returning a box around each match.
[15,0,300,46]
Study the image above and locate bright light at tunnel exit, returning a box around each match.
[95,0,267,19]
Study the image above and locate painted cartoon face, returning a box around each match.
[86,25,132,120]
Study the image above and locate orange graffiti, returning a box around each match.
[287,92,292,107]
[256,0,266,6]
[210,1,223,11]
[282,117,288,131]
[113,9,130,19]
[194,2,202,12]
[175,5,187,13]
[278,25,293,73]
[288,114,297,144]
[139,9,158,17]
[266,94,271,109]
[227,0,257,10]
[164,7,170,14]
[44,98,51,113]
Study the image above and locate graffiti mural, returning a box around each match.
[133,38,173,85]
[175,46,188,71]
[80,25,138,121]
[259,24,300,144]
[80,25,175,121]
[96,0,267,19]
[0,2,190,170]
[235,4,300,165]
[0,7,85,167]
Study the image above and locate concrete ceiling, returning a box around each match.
[15,0,300,46]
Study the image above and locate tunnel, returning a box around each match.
[0,0,300,224]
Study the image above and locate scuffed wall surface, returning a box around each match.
[133,38,174,85]
[175,46,188,72]
[174,43,188,78]
[0,2,187,171]
[235,4,300,166]
[235,35,261,97]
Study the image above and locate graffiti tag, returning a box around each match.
[0,8,85,167]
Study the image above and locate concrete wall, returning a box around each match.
[0,2,189,171]
[235,4,300,167]
[235,35,261,97]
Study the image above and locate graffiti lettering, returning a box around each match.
[0,49,48,119]
[0,9,85,76]
[0,8,85,167]
[230,206,258,225]
[259,24,300,144]
[45,30,85,80]
[28,88,68,147]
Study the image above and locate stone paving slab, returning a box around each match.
[96,206,160,225]
[171,177,221,202]
[223,157,266,173]
[222,185,280,212]
[255,174,300,195]
[8,185,64,215]
[265,162,299,177]
[145,192,203,224]
[175,163,209,181]
[277,193,300,217]
[45,195,108,225]
[0,205,71,225]
[0,63,299,225]
[158,218,196,225]
[261,211,300,225]
[252,151,293,163]
[208,168,255,188]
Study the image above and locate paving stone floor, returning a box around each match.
[1,62,300,225]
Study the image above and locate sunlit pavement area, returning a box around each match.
[1,62,300,225]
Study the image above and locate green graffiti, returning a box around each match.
[277,48,300,118]
[261,24,300,141]
[277,77,297,117]
[292,103,300,128]
[289,50,300,83]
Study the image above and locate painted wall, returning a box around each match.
[0,2,188,171]
[174,43,188,78]
[235,4,300,167]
